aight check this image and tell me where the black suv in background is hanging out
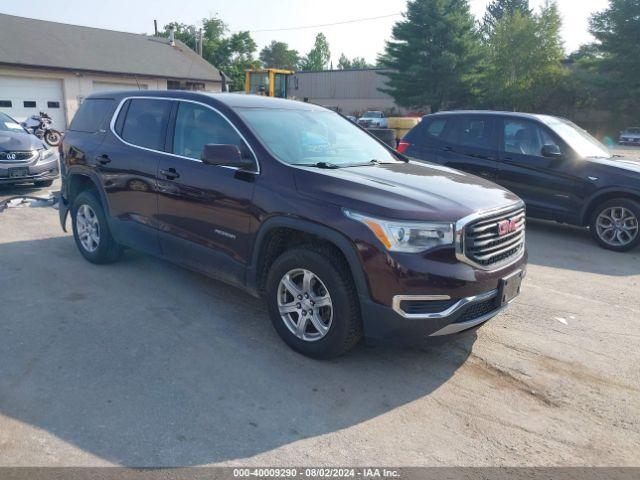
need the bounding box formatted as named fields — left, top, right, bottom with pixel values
left=399, top=111, right=640, bottom=251
left=59, top=92, right=527, bottom=358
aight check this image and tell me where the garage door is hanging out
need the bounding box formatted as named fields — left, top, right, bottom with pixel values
left=93, top=81, right=148, bottom=93
left=0, top=76, right=66, bottom=130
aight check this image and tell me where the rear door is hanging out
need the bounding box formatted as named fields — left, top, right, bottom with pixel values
left=496, top=117, right=581, bottom=221
left=439, top=115, right=500, bottom=181
left=403, top=115, right=455, bottom=164
left=157, top=100, right=258, bottom=287
left=97, top=97, right=173, bottom=254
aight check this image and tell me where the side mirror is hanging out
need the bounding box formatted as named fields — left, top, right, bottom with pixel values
left=201, top=144, right=251, bottom=169
left=541, top=144, right=562, bottom=158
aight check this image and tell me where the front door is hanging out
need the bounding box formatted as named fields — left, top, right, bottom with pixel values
left=496, top=118, right=580, bottom=221
left=157, top=100, right=258, bottom=287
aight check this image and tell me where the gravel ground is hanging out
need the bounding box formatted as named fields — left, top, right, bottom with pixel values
left=0, top=150, right=639, bottom=466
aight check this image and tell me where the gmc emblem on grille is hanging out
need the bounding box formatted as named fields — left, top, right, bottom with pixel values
left=498, top=218, right=519, bottom=236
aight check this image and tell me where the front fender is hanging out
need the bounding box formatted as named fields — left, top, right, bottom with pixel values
left=246, top=215, right=370, bottom=299
left=580, top=186, right=640, bottom=225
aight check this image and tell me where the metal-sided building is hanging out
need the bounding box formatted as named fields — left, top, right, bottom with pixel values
left=287, top=68, right=405, bottom=115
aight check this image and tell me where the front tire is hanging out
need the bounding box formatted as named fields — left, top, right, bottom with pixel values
left=71, top=190, right=122, bottom=264
left=265, top=246, right=363, bottom=359
left=591, top=198, right=640, bottom=252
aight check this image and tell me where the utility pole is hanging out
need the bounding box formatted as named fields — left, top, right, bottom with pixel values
left=154, top=19, right=158, bottom=36
left=198, top=29, right=203, bottom=57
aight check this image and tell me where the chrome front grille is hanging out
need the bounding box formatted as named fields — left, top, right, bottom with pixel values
left=0, top=151, right=37, bottom=163
left=460, top=205, right=526, bottom=269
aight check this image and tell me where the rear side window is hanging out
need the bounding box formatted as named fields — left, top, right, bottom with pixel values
left=172, top=101, right=253, bottom=161
left=69, top=98, right=116, bottom=133
left=406, top=117, right=452, bottom=146
left=120, top=99, right=172, bottom=151
left=449, top=116, right=495, bottom=148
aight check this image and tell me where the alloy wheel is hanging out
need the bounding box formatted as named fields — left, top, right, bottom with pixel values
left=596, top=206, right=639, bottom=247
left=277, top=269, right=333, bottom=342
left=76, top=204, right=101, bottom=253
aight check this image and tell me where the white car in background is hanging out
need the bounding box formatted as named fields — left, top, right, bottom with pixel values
left=620, top=127, right=640, bottom=146
left=357, top=111, right=388, bottom=129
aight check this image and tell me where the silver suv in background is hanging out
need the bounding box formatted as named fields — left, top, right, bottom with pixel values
left=620, top=127, right=640, bottom=146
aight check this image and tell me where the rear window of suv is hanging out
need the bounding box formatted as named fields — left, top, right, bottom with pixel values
left=69, top=98, right=116, bottom=133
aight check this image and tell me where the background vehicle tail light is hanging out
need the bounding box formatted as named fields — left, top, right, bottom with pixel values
left=397, top=140, right=410, bottom=153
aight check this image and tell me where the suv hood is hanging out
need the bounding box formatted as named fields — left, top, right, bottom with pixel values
left=294, top=161, right=521, bottom=222
left=0, top=131, right=44, bottom=151
left=586, top=156, right=640, bottom=175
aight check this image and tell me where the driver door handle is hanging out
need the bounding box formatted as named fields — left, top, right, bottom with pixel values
left=160, top=168, right=180, bottom=180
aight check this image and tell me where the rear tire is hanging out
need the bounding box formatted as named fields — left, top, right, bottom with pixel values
left=590, top=198, right=640, bottom=252
left=265, top=246, right=363, bottom=359
left=71, top=190, right=122, bottom=264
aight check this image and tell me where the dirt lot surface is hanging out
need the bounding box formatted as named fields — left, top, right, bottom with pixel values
left=0, top=161, right=639, bottom=467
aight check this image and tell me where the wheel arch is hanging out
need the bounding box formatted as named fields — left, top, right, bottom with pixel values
left=581, top=188, right=640, bottom=226
left=60, top=170, right=109, bottom=232
left=247, top=216, right=370, bottom=299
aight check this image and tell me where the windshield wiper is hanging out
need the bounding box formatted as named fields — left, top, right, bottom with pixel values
left=343, top=159, right=398, bottom=167
left=303, top=161, right=341, bottom=169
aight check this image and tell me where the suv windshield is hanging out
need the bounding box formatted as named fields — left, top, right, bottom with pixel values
left=0, top=113, right=24, bottom=133
left=624, top=128, right=640, bottom=134
left=237, top=108, right=401, bottom=167
left=539, top=116, right=611, bottom=159
left=362, top=112, right=382, bottom=118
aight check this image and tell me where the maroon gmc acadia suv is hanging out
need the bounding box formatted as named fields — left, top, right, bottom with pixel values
left=58, top=91, right=527, bottom=358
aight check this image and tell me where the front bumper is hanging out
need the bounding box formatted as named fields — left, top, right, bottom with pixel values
left=361, top=286, right=515, bottom=344
left=357, top=247, right=527, bottom=344
left=0, top=160, right=59, bottom=185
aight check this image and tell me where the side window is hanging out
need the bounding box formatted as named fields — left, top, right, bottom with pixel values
left=172, top=102, right=253, bottom=162
left=69, top=98, right=116, bottom=133
left=449, top=116, right=495, bottom=148
left=120, top=99, right=172, bottom=151
left=408, top=117, right=451, bottom=146
left=502, top=120, right=557, bottom=157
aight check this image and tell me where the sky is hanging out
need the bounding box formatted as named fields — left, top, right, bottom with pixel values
left=1, top=0, right=610, bottom=65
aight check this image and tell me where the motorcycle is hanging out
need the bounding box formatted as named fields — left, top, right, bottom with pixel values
left=22, top=112, right=62, bottom=147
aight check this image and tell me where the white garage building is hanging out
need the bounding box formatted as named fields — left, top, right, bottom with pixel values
left=0, top=14, right=226, bottom=130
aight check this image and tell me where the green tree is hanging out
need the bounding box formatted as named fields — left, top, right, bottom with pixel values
left=337, top=54, right=372, bottom=69
left=379, top=0, right=482, bottom=112
left=259, top=41, right=300, bottom=70
left=479, top=2, right=566, bottom=111
left=588, top=0, right=640, bottom=115
left=482, top=0, right=531, bottom=35
left=300, top=33, right=331, bottom=71
left=157, top=17, right=260, bottom=91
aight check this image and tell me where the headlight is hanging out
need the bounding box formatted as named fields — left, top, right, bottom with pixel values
left=38, top=148, right=57, bottom=164
left=344, top=210, right=454, bottom=253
